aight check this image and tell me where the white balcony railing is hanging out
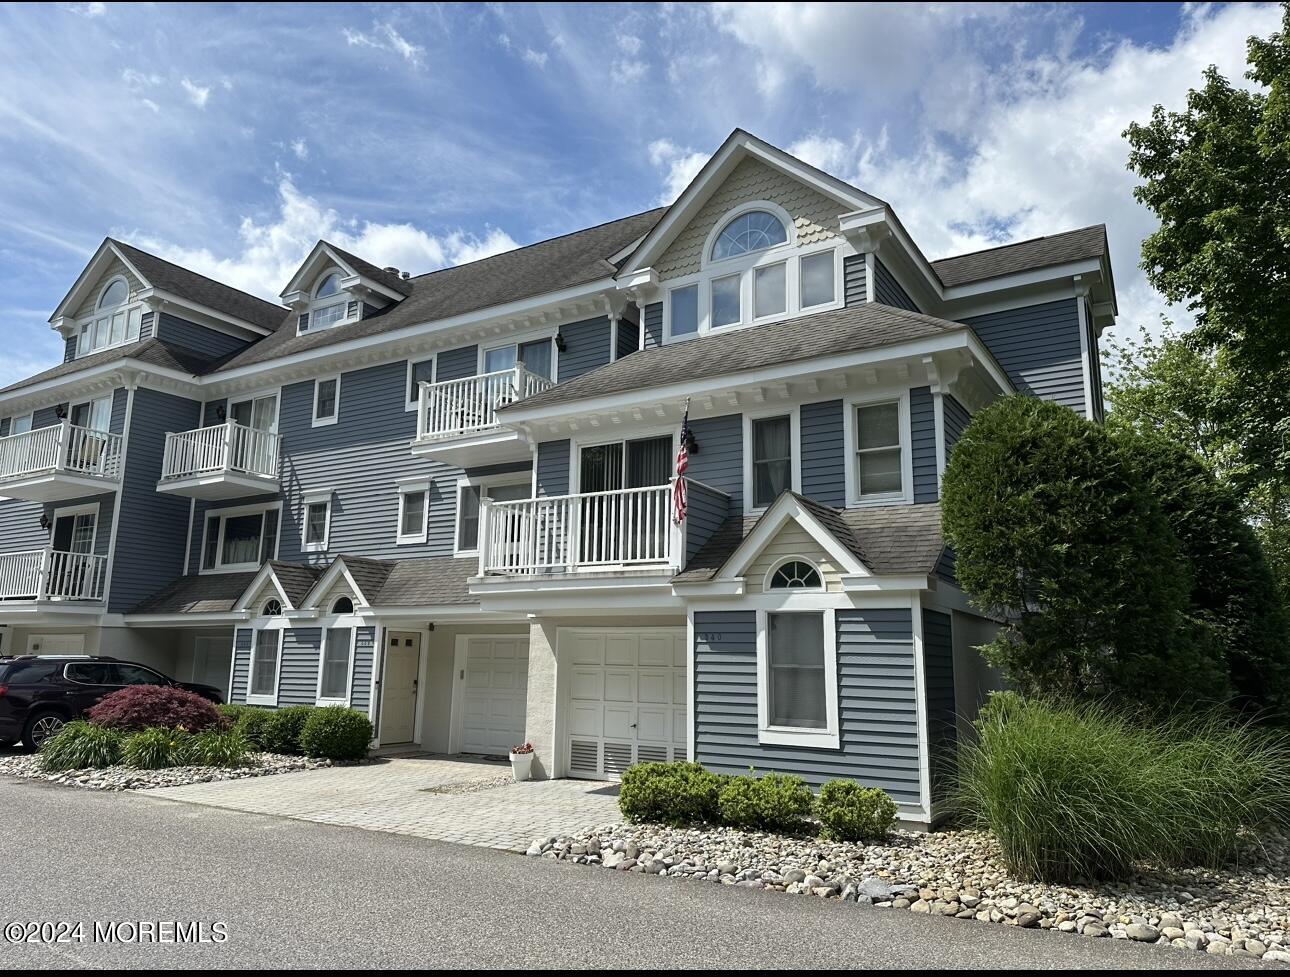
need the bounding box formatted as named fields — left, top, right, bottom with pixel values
left=160, top=422, right=280, bottom=483
left=416, top=365, right=556, bottom=441
left=480, top=482, right=679, bottom=576
left=0, top=549, right=108, bottom=602
left=0, top=422, right=122, bottom=484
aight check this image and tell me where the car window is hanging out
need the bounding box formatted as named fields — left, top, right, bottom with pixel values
left=113, top=664, right=167, bottom=686
left=64, top=662, right=116, bottom=685
left=3, top=661, right=62, bottom=684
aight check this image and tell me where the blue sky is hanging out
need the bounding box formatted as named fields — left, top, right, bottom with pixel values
left=0, top=1, right=1280, bottom=386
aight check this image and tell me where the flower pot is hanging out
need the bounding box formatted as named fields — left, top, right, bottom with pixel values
left=509, top=750, right=533, bottom=782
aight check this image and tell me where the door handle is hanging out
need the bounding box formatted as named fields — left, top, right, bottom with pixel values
left=630, top=723, right=637, bottom=729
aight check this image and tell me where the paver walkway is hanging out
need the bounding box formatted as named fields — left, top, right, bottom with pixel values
left=142, top=754, right=621, bottom=851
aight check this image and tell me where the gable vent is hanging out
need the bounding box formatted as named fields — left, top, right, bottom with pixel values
left=347, top=300, right=360, bottom=320
left=298, top=311, right=310, bottom=331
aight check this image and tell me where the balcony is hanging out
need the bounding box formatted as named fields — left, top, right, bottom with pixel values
left=411, top=365, right=556, bottom=466
left=478, top=483, right=682, bottom=577
left=157, top=421, right=280, bottom=500
left=0, top=422, right=123, bottom=502
left=0, top=549, right=108, bottom=608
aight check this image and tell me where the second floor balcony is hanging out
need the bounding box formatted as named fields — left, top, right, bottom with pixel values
left=0, top=422, right=123, bottom=502
left=411, top=365, right=555, bottom=466
left=156, top=421, right=281, bottom=500
left=0, top=549, right=108, bottom=607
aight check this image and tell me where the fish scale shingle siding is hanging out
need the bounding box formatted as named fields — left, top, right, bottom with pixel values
left=110, top=388, right=203, bottom=613
left=800, top=400, right=845, bottom=507
left=655, top=157, right=844, bottom=281
left=692, top=608, right=922, bottom=804
left=910, top=386, right=938, bottom=503
left=963, top=298, right=1086, bottom=414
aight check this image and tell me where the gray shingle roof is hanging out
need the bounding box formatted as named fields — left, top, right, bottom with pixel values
left=930, top=225, right=1108, bottom=288
left=268, top=561, right=324, bottom=608
left=675, top=497, right=945, bottom=582
left=112, top=240, right=289, bottom=331
left=333, top=555, right=397, bottom=604
left=372, top=556, right=477, bottom=607
left=213, top=208, right=666, bottom=372
left=128, top=572, right=258, bottom=615
left=505, top=302, right=967, bottom=413
left=0, top=337, right=230, bottom=396
left=322, top=242, right=413, bottom=297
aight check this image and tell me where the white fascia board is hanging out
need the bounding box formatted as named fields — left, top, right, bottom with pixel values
left=49, top=240, right=149, bottom=324
left=672, top=579, right=746, bottom=598
left=501, top=329, right=979, bottom=426
left=123, top=611, right=253, bottom=626
left=840, top=574, right=933, bottom=592
left=338, top=273, right=405, bottom=304
left=139, top=288, right=277, bottom=338
left=0, top=361, right=202, bottom=416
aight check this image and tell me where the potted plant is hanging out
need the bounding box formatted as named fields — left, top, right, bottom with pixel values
left=509, top=741, right=535, bottom=782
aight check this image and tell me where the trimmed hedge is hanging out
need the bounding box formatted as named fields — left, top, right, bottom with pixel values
left=817, top=780, right=899, bottom=841
left=89, top=685, right=225, bottom=733
left=39, top=720, right=123, bottom=771
left=299, top=706, right=372, bottom=761
left=718, top=772, right=815, bottom=833
left=261, top=705, right=314, bottom=755
left=620, top=762, right=728, bottom=825
left=218, top=704, right=272, bottom=750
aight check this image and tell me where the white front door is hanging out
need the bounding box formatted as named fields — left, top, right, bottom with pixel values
left=380, top=631, right=421, bottom=745
left=457, top=635, right=528, bottom=756
left=26, top=633, right=86, bottom=654
left=564, top=628, right=687, bottom=780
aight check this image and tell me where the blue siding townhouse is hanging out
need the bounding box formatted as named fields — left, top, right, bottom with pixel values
left=0, top=131, right=1114, bottom=827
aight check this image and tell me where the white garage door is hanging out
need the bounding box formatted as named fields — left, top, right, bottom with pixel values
left=459, top=635, right=528, bottom=756
left=564, top=628, right=687, bottom=780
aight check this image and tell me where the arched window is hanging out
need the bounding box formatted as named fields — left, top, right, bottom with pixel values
left=711, top=210, right=788, bottom=262
left=331, top=595, right=354, bottom=614
left=261, top=598, right=282, bottom=616
left=315, top=272, right=342, bottom=298
left=98, top=278, right=128, bottom=309
left=303, top=271, right=349, bottom=333
left=768, top=559, right=823, bottom=590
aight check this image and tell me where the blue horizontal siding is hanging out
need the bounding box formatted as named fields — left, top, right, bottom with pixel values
left=922, top=609, right=956, bottom=802
left=351, top=627, right=375, bottom=715
left=230, top=628, right=251, bottom=703
left=687, top=414, right=742, bottom=513
left=910, top=386, right=937, bottom=503
left=643, top=302, right=663, bottom=349
left=963, top=298, right=1086, bottom=413
left=693, top=608, right=922, bottom=803
left=943, top=394, right=970, bottom=460
left=873, top=258, right=919, bottom=312
left=617, top=316, right=639, bottom=359
left=154, top=313, right=250, bottom=360
left=685, top=480, right=729, bottom=562
left=800, top=399, right=845, bottom=507
left=436, top=344, right=478, bottom=382
left=536, top=440, right=570, bottom=497
left=557, top=316, right=613, bottom=383
left=278, top=628, right=322, bottom=706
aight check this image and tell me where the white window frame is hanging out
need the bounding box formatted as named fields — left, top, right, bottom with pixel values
left=6, top=412, right=33, bottom=435
left=396, top=478, right=431, bottom=545
left=311, top=374, right=341, bottom=428
left=452, top=473, right=532, bottom=557
left=667, top=282, right=700, bottom=340
left=301, top=489, right=333, bottom=553
left=299, top=270, right=354, bottom=336
left=51, top=502, right=100, bottom=554
left=478, top=330, right=559, bottom=381
left=799, top=248, right=838, bottom=310
left=246, top=628, right=282, bottom=706
left=742, top=407, right=801, bottom=515
left=261, top=597, right=283, bottom=616
left=74, top=275, right=143, bottom=358
left=405, top=356, right=436, bottom=412
left=68, top=394, right=113, bottom=433
left=763, top=556, right=825, bottom=593
left=843, top=391, right=914, bottom=507
left=199, top=501, right=283, bottom=574
left=756, top=607, right=839, bottom=749
left=226, top=389, right=281, bottom=434
left=709, top=272, right=743, bottom=331
left=315, top=625, right=356, bottom=707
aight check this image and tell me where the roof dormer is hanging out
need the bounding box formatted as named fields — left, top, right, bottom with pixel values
left=281, top=241, right=413, bottom=336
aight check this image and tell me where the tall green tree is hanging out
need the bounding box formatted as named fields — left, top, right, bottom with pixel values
left=1125, top=4, right=1290, bottom=481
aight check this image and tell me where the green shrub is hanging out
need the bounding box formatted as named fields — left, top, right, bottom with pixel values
left=218, top=704, right=272, bottom=750
left=956, top=693, right=1290, bottom=882
left=260, top=705, right=314, bottom=755
left=718, top=772, right=815, bottom=833
left=816, top=781, right=898, bottom=842
left=176, top=728, right=252, bottom=767
left=298, top=706, right=372, bottom=761
left=619, top=762, right=729, bottom=825
left=122, top=727, right=192, bottom=769
left=39, top=721, right=124, bottom=771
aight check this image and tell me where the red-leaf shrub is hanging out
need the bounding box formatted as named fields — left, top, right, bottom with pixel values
left=89, top=686, right=225, bottom=733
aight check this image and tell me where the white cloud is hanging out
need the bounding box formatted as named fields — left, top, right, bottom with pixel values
left=129, top=177, right=519, bottom=301
left=290, top=138, right=309, bottom=161
left=617, top=33, right=643, bottom=56
left=647, top=139, right=711, bottom=205
left=180, top=78, right=211, bottom=108
left=613, top=60, right=648, bottom=85
left=723, top=2, right=1284, bottom=338
left=522, top=47, right=549, bottom=69
left=343, top=22, right=425, bottom=66
left=59, top=2, right=105, bottom=17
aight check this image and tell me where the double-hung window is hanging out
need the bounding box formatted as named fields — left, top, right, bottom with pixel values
left=397, top=484, right=429, bottom=545
left=248, top=629, right=281, bottom=704
left=750, top=415, right=793, bottom=509
left=302, top=491, right=331, bottom=553
left=759, top=609, right=839, bottom=749
left=313, top=376, right=340, bottom=426
left=855, top=402, right=904, bottom=500
left=202, top=506, right=280, bottom=572
left=318, top=627, right=353, bottom=704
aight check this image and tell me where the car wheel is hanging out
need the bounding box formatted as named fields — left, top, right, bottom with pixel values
left=22, top=711, right=68, bottom=751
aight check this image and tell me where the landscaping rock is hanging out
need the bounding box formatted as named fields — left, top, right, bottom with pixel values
left=0, top=751, right=330, bottom=791
left=1126, top=924, right=1160, bottom=942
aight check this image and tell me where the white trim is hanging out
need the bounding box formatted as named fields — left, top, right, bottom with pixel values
left=702, top=200, right=796, bottom=269
left=722, top=493, right=868, bottom=581
left=316, top=625, right=356, bottom=706
left=232, top=562, right=295, bottom=612
left=301, top=492, right=332, bottom=553
left=755, top=607, right=840, bottom=749
left=842, top=390, right=914, bottom=507
left=199, top=500, right=283, bottom=574
left=246, top=627, right=282, bottom=706
left=477, top=331, right=559, bottom=382
left=396, top=482, right=430, bottom=545
left=762, top=555, right=825, bottom=593
left=911, top=593, right=932, bottom=815
left=405, top=355, right=436, bottom=412
left=741, top=406, right=801, bottom=515
left=311, top=374, right=341, bottom=427
left=1075, top=290, right=1095, bottom=420
left=296, top=557, right=373, bottom=611
left=452, top=472, right=532, bottom=557
left=226, top=388, right=280, bottom=434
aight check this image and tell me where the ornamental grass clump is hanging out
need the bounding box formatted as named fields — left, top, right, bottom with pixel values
left=955, top=692, right=1290, bottom=882
left=39, top=721, right=124, bottom=771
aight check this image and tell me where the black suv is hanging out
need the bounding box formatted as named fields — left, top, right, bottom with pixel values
left=0, top=656, right=223, bottom=750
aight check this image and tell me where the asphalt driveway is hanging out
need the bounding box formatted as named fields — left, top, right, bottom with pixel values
left=0, top=776, right=1274, bottom=970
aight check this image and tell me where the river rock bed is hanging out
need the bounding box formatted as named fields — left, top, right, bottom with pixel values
left=0, top=751, right=330, bottom=790
left=528, top=822, right=1290, bottom=963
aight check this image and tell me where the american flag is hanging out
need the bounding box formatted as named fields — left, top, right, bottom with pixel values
left=673, top=398, right=690, bottom=524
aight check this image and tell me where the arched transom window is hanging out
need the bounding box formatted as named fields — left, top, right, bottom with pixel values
left=98, top=278, right=128, bottom=309
left=711, top=210, right=788, bottom=262
left=76, top=275, right=142, bottom=357
left=331, top=595, right=354, bottom=614
left=302, top=270, right=351, bottom=333
left=768, top=559, right=823, bottom=590
left=261, top=597, right=283, bottom=616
